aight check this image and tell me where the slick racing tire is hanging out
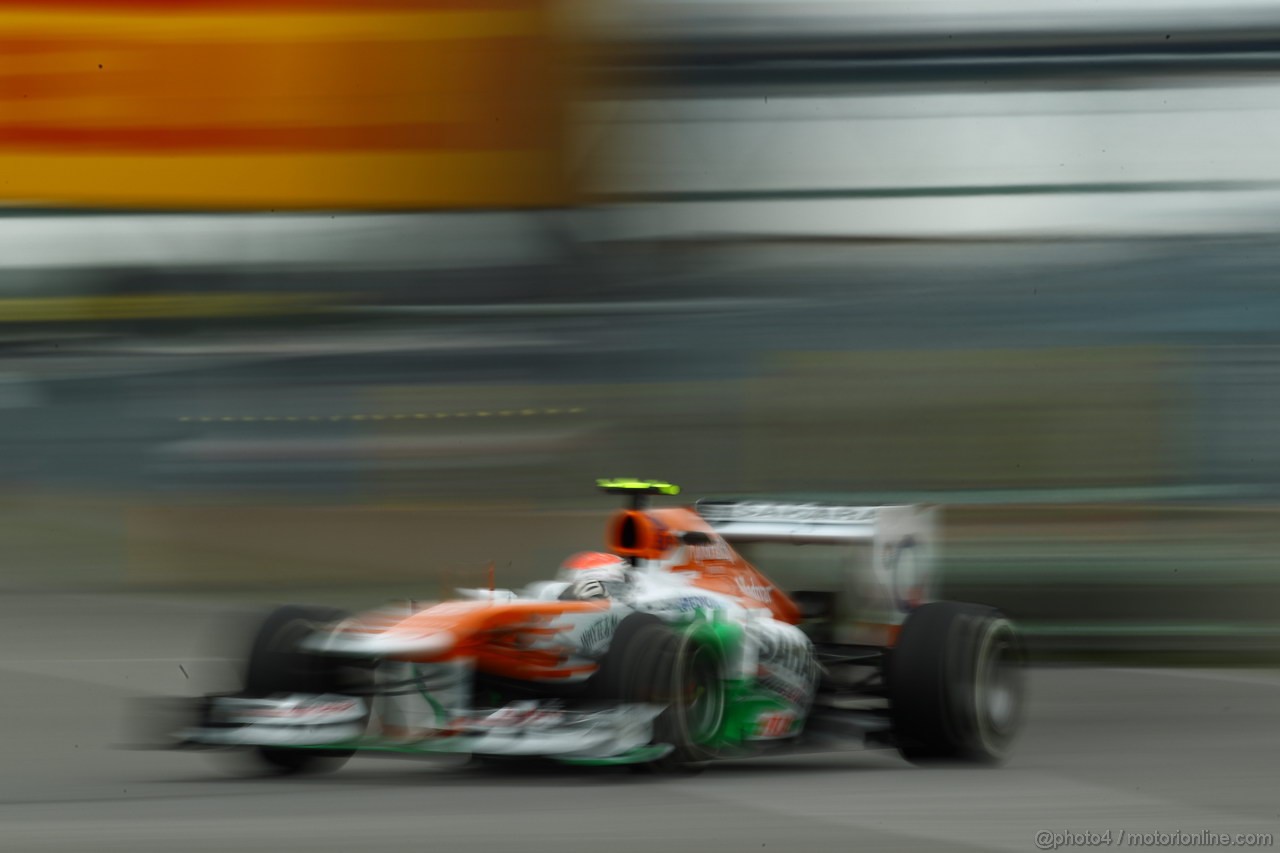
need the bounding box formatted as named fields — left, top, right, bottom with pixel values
left=589, top=612, right=663, bottom=701
left=886, top=601, right=1026, bottom=765
left=605, top=619, right=725, bottom=772
left=243, top=604, right=372, bottom=775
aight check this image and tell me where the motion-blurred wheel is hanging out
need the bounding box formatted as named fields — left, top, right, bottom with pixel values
left=243, top=604, right=371, bottom=774
left=887, top=601, right=1026, bottom=764
left=608, top=620, right=724, bottom=772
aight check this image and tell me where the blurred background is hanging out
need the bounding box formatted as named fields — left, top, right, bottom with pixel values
left=4, top=0, right=1280, bottom=663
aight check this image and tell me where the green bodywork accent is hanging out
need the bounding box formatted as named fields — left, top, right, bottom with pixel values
left=687, top=617, right=741, bottom=662
left=676, top=614, right=807, bottom=750
left=596, top=478, right=681, bottom=496
left=414, top=664, right=449, bottom=726
left=719, top=688, right=799, bottom=744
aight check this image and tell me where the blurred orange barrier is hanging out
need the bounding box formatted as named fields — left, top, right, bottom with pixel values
left=0, top=0, right=574, bottom=209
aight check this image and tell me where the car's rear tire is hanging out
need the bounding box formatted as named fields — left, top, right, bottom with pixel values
left=242, top=604, right=371, bottom=775
left=601, top=619, right=724, bottom=772
left=886, top=601, right=1026, bottom=765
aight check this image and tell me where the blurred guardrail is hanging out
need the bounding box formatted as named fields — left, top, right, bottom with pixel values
left=4, top=490, right=1276, bottom=662
left=940, top=503, right=1280, bottom=663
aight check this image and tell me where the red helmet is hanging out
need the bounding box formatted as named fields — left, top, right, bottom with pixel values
left=558, top=551, right=627, bottom=584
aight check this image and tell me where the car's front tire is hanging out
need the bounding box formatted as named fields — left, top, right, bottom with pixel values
left=242, top=604, right=371, bottom=774
left=598, top=617, right=724, bottom=772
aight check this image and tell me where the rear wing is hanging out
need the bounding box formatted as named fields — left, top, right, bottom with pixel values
left=696, top=500, right=939, bottom=645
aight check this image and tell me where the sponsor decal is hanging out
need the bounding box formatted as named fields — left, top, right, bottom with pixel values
left=735, top=576, right=774, bottom=603
left=755, top=629, right=812, bottom=679
left=699, top=502, right=878, bottom=525
left=244, top=700, right=359, bottom=719
left=475, top=702, right=565, bottom=730
left=578, top=614, right=620, bottom=656
left=757, top=673, right=810, bottom=706
left=754, top=711, right=797, bottom=739
left=751, top=623, right=818, bottom=707
left=664, top=596, right=723, bottom=612
left=885, top=536, right=923, bottom=611
left=689, top=540, right=735, bottom=563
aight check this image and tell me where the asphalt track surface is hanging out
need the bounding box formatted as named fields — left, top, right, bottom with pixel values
left=0, top=593, right=1276, bottom=852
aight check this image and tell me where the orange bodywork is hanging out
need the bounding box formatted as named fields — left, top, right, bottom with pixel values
left=609, top=506, right=803, bottom=625
left=336, top=505, right=801, bottom=681
left=341, top=599, right=608, bottom=679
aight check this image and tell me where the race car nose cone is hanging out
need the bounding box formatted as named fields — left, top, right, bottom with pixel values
left=305, top=628, right=457, bottom=659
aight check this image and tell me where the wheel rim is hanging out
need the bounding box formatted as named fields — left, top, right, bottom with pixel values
left=976, top=621, right=1024, bottom=743
left=680, top=644, right=724, bottom=743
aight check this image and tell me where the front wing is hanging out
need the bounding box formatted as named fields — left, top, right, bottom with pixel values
left=167, top=693, right=672, bottom=764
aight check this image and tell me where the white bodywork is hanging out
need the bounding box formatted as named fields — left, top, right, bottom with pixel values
left=190, top=693, right=666, bottom=759
left=697, top=500, right=939, bottom=645
left=187, top=694, right=369, bottom=747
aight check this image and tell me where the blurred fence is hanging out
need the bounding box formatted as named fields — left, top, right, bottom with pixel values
left=3, top=337, right=1279, bottom=660
left=5, top=493, right=1277, bottom=662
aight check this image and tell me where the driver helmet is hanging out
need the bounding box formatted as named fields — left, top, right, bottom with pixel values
left=557, top=552, right=628, bottom=600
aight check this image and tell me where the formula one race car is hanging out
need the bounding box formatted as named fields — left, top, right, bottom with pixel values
left=147, top=480, right=1026, bottom=773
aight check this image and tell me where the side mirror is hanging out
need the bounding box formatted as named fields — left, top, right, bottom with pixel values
left=678, top=531, right=713, bottom=546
